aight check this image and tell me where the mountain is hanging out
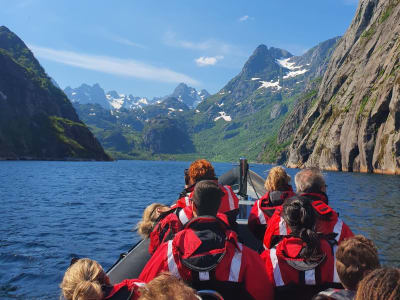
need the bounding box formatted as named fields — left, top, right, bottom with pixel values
left=170, top=83, right=210, bottom=108
left=64, top=83, right=208, bottom=111
left=0, top=26, right=111, bottom=161
left=190, top=39, right=339, bottom=161
left=286, top=0, right=400, bottom=174
left=106, top=91, right=149, bottom=110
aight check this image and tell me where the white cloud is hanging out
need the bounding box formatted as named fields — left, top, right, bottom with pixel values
left=29, top=45, right=199, bottom=85
left=110, top=36, right=146, bottom=49
left=239, top=15, right=254, bottom=22
left=164, top=31, right=238, bottom=55
left=195, top=56, right=224, bottom=67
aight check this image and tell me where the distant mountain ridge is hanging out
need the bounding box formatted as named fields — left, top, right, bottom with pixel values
left=64, top=82, right=209, bottom=111
left=70, top=37, right=340, bottom=161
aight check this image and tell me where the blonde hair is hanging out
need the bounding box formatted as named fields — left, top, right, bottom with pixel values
left=137, top=203, right=168, bottom=238
left=265, top=166, right=291, bottom=191
left=60, top=258, right=108, bottom=300
left=139, top=273, right=198, bottom=300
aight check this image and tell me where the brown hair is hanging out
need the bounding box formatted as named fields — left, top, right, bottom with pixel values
left=336, top=235, right=380, bottom=290
left=355, top=268, right=400, bottom=300
left=265, top=166, right=291, bottom=191
left=60, top=258, right=108, bottom=300
left=136, top=203, right=169, bottom=238
left=188, top=159, right=216, bottom=183
left=138, top=273, right=198, bottom=300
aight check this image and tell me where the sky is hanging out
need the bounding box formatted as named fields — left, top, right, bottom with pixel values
left=0, top=0, right=358, bottom=98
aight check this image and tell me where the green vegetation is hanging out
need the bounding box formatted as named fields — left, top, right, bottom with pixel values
left=357, top=96, right=370, bottom=121
left=361, top=25, right=376, bottom=41
left=379, top=0, right=400, bottom=24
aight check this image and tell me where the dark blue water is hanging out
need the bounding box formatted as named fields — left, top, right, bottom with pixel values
left=0, top=161, right=399, bottom=299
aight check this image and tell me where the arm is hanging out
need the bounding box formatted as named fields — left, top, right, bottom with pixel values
left=139, top=242, right=169, bottom=282
left=243, top=247, right=274, bottom=300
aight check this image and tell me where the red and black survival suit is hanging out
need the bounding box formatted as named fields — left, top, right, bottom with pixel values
left=261, top=236, right=343, bottom=300
left=248, top=186, right=295, bottom=240
left=139, top=216, right=273, bottom=300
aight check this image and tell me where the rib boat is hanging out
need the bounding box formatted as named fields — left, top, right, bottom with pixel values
left=107, top=159, right=265, bottom=284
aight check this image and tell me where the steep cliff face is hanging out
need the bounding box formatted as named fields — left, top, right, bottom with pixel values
left=286, top=0, right=400, bottom=174
left=0, top=26, right=111, bottom=160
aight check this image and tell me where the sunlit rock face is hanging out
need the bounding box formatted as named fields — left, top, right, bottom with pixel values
left=287, top=0, right=400, bottom=174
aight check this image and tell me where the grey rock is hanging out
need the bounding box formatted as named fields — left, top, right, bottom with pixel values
left=287, top=0, right=400, bottom=174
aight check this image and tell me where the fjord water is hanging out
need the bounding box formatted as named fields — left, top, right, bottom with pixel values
left=0, top=161, right=399, bottom=299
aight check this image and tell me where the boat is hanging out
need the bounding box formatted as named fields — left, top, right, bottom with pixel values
left=106, top=158, right=266, bottom=284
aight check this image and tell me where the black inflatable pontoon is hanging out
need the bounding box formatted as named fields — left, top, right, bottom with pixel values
left=107, top=159, right=266, bottom=284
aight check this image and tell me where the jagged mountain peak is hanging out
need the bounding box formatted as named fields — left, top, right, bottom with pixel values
left=242, top=45, right=293, bottom=77
left=107, top=90, right=120, bottom=98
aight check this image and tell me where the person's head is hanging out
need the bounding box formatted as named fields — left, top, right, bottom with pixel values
left=188, top=159, right=216, bottom=185
left=283, top=196, right=321, bottom=261
left=60, top=258, right=109, bottom=300
left=336, top=235, right=380, bottom=290
left=139, top=273, right=198, bottom=300
left=191, top=180, right=224, bottom=217
left=355, top=268, right=400, bottom=300
left=137, top=203, right=170, bottom=238
left=295, top=168, right=326, bottom=194
left=265, top=166, right=291, bottom=191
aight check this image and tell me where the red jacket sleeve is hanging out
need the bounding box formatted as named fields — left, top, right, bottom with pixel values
left=139, top=242, right=169, bottom=283
left=242, top=247, right=274, bottom=300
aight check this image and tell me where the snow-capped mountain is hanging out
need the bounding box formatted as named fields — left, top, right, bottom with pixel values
left=105, top=91, right=149, bottom=110
left=170, top=83, right=210, bottom=108
left=64, top=83, right=112, bottom=109
left=64, top=83, right=209, bottom=111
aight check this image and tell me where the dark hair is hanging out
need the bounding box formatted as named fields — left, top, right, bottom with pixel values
left=192, top=180, right=224, bottom=216
left=283, top=196, right=322, bottom=262
left=336, top=235, right=380, bottom=290
left=355, top=268, right=400, bottom=300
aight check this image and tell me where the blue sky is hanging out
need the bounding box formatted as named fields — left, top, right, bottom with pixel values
left=1, top=0, right=358, bottom=98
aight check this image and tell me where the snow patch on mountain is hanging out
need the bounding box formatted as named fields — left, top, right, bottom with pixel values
left=214, top=111, right=232, bottom=122
left=258, top=80, right=282, bottom=90
left=283, top=69, right=308, bottom=79
left=277, top=57, right=308, bottom=79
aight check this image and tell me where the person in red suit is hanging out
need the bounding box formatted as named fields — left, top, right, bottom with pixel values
left=60, top=258, right=144, bottom=300
left=140, top=180, right=274, bottom=300
left=263, top=168, right=353, bottom=250
left=261, top=196, right=343, bottom=300
left=248, top=166, right=295, bottom=240
left=173, top=159, right=239, bottom=226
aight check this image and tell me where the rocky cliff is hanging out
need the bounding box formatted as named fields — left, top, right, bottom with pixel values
left=286, top=0, right=400, bottom=174
left=0, top=26, right=111, bottom=160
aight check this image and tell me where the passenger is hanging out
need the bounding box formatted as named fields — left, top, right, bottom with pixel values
left=354, top=268, right=400, bottom=300
left=137, top=203, right=171, bottom=239
left=313, top=235, right=380, bottom=300
left=60, top=258, right=144, bottom=300
left=261, top=196, right=342, bottom=300
left=174, top=159, right=239, bottom=226
left=139, top=180, right=274, bottom=300
left=137, top=203, right=183, bottom=255
left=263, top=168, right=353, bottom=249
left=138, top=272, right=198, bottom=300
left=248, top=166, right=295, bottom=240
